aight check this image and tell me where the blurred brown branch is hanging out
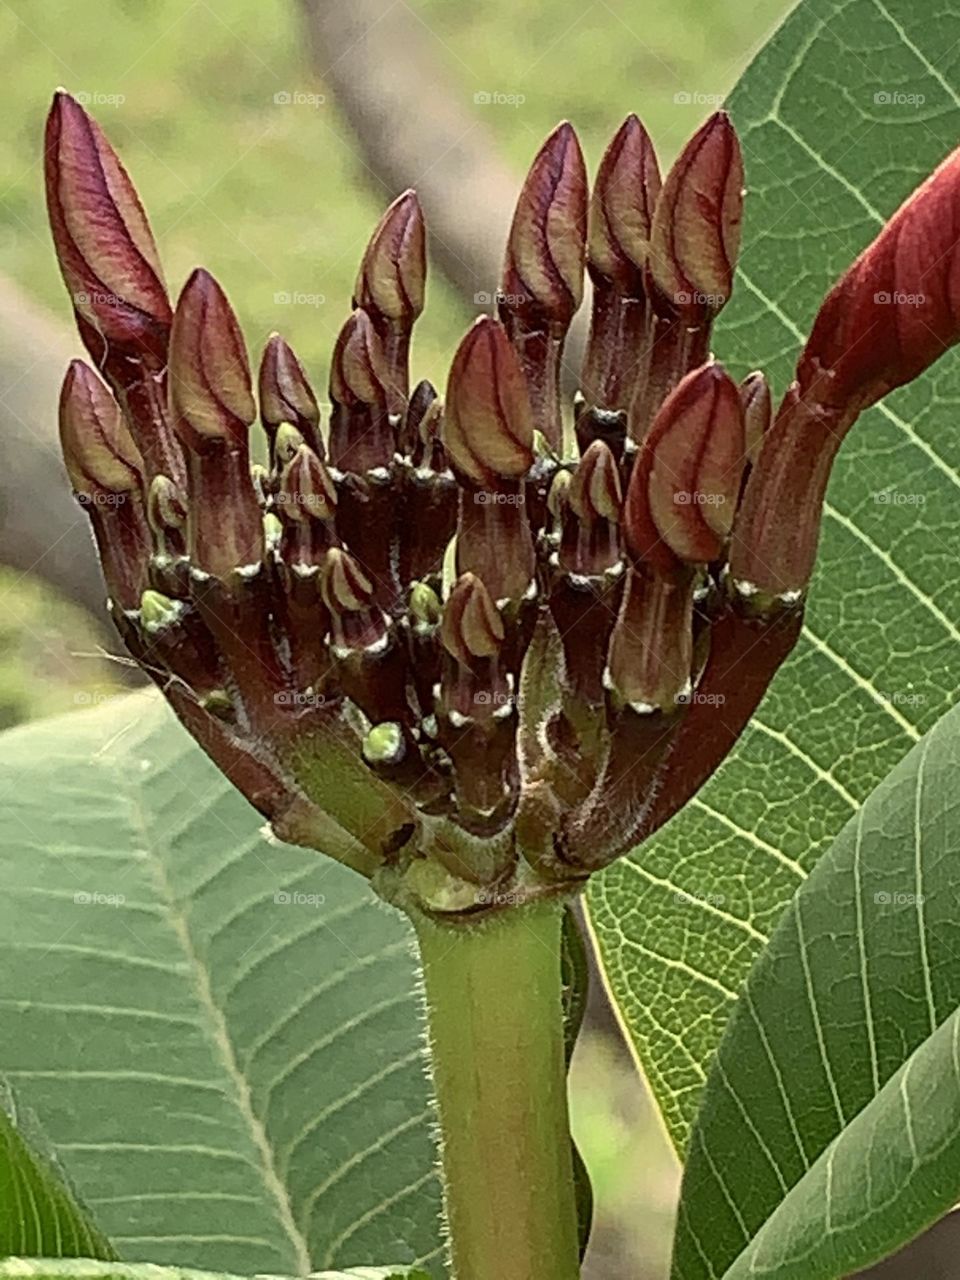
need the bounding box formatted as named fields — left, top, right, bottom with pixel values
left=0, top=274, right=109, bottom=625
left=296, top=0, right=587, bottom=378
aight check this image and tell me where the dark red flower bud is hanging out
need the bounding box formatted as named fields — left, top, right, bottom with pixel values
left=624, top=362, right=745, bottom=572
left=169, top=269, right=262, bottom=578
left=275, top=432, right=338, bottom=567
left=739, top=370, right=772, bottom=466
left=443, top=317, right=534, bottom=488
left=328, top=309, right=398, bottom=473
left=560, top=440, right=622, bottom=575
left=44, top=91, right=172, bottom=365
left=588, top=114, right=661, bottom=294
left=258, top=333, right=322, bottom=459
left=797, top=144, right=960, bottom=415
left=581, top=116, right=662, bottom=416
left=440, top=571, right=506, bottom=668
left=354, top=189, right=426, bottom=326
left=649, top=112, right=743, bottom=316
left=58, top=360, right=149, bottom=610
left=499, top=123, right=587, bottom=448
left=501, top=122, right=587, bottom=326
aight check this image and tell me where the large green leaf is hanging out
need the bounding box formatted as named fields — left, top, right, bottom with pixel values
left=0, top=1263, right=428, bottom=1280
left=0, top=1082, right=114, bottom=1259
left=588, top=0, right=960, bottom=1151
left=0, top=696, right=441, bottom=1277
left=672, top=700, right=960, bottom=1280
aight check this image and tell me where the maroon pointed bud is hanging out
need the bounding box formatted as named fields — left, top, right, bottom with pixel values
left=276, top=437, right=338, bottom=567
left=624, top=363, right=745, bottom=573
left=440, top=572, right=506, bottom=668
left=729, top=384, right=841, bottom=601
left=560, top=440, right=622, bottom=575
left=58, top=360, right=149, bottom=611
left=443, top=317, right=535, bottom=488
left=398, top=383, right=458, bottom=585
left=170, top=269, right=255, bottom=447
left=328, top=309, right=398, bottom=472
left=499, top=123, right=587, bottom=448
left=649, top=112, right=743, bottom=315
left=588, top=115, right=661, bottom=293
left=169, top=270, right=262, bottom=578
left=353, top=190, right=425, bottom=399
left=797, top=145, right=960, bottom=415
left=321, top=548, right=410, bottom=724
left=581, top=116, right=662, bottom=415
left=44, top=92, right=172, bottom=365
left=501, top=122, right=587, bottom=325
left=401, top=378, right=443, bottom=465
left=59, top=359, right=141, bottom=497
left=739, top=370, right=772, bottom=466
left=438, top=574, right=519, bottom=834
left=446, top=326, right=538, bottom=600
left=354, top=189, right=426, bottom=326
left=258, top=333, right=322, bottom=458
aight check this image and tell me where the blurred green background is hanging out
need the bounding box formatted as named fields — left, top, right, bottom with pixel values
left=0, top=0, right=794, bottom=1273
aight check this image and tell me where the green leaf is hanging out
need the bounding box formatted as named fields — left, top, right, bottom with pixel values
left=0, top=1082, right=115, bottom=1260
left=0, top=696, right=441, bottom=1277
left=587, top=0, right=960, bottom=1151
left=0, top=1262, right=429, bottom=1280
left=672, top=701, right=960, bottom=1280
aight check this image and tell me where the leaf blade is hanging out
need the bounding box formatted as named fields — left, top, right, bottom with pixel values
left=588, top=0, right=960, bottom=1152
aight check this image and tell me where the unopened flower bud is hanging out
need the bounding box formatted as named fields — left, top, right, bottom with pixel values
left=169, top=270, right=262, bottom=577
left=624, top=363, right=745, bottom=572
left=588, top=114, right=661, bottom=293
left=501, top=122, right=587, bottom=327
left=59, top=359, right=141, bottom=499
left=440, top=572, right=505, bottom=668
left=354, top=190, right=425, bottom=399
left=45, top=91, right=172, bottom=365
left=259, top=333, right=322, bottom=459
left=328, top=309, right=398, bottom=472
left=739, top=370, right=772, bottom=466
left=797, top=143, right=960, bottom=414
left=58, top=360, right=149, bottom=611
left=648, top=111, right=743, bottom=316
left=443, top=317, right=534, bottom=488
left=410, top=580, right=442, bottom=628
left=147, top=473, right=189, bottom=596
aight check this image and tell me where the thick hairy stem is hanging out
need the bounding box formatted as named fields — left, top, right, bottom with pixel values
left=413, top=899, right=581, bottom=1280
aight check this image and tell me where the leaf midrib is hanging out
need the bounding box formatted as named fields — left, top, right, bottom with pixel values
left=124, top=764, right=313, bottom=1277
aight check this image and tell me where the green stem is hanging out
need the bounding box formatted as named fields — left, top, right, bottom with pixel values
left=412, top=899, right=581, bottom=1280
